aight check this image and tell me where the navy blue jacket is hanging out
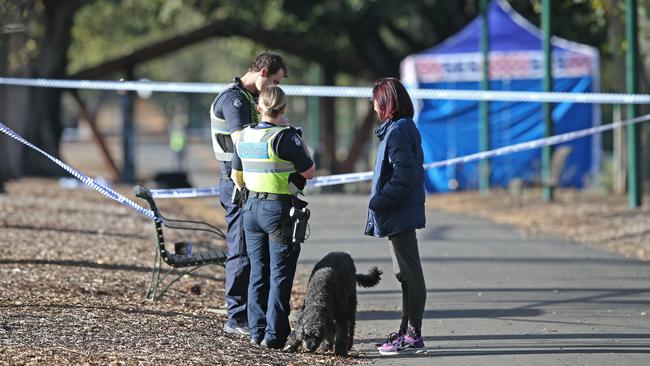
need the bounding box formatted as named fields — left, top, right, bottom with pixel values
left=365, top=117, right=426, bottom=238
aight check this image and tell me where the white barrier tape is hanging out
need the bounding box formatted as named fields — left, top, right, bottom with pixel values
left=424, top=113, right=650, bottom=169
left=148, top=171, right=376, bottom=198
left=3, top=112, right=649, bottom=205
left=0, top=121, right=157, bottom=220
left=150, top=186, right=220, bottom=199
left=145, top=112, right=650, bottom=197
left=309, top=113, right=650, bottom=188
left=310, top=171, right=374, bottom=188
left=3, top=77, right=650, bottom=104
left=0, top=77, right=225, bottom=94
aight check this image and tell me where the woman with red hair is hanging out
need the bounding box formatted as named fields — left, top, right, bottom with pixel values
left=365, top=77, right=427, bottom=356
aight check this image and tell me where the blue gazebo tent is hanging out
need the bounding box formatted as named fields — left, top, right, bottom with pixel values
left=401, top=0, right=600, bottom=192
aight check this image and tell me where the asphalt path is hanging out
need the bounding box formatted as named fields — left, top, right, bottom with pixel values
left=298, top=193, right=650, bottom=366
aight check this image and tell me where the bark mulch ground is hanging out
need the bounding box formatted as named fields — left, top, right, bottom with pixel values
left=0, top=179, right=364, bottom=366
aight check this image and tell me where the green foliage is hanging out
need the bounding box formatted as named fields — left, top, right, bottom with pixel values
left=509, top=0, right=607, bottom=47
left=7, top=0, right=650, bottom=179
left=69, top=0, right=206, bottom=73
left=44, top=0, right=650, bottom=93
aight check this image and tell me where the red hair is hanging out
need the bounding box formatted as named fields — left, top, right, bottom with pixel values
left=372, top=77, right=414, bottom=121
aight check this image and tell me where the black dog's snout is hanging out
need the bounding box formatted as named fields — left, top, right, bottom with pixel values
left=303, top=338, right=320, bottom=352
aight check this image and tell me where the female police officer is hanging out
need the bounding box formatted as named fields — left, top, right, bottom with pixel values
left=231, top=85, right=315, bottom=349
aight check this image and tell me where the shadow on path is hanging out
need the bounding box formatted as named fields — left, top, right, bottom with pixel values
left=357, top=308, right=543, bottom=321
left=358, top=344, right=650, bottom=360
left=0, top=258, right=223, bottom=282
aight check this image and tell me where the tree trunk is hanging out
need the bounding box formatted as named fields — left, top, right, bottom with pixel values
left=21, top=0, right=83, bottom=176
left=0, top=4, right=31, bottom=184
left=0, top=35, right=8, bottom=190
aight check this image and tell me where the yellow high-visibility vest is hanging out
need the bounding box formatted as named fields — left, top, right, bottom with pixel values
left=236, top=125, right=297, bottom=195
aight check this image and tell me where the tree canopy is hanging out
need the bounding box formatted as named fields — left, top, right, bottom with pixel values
left=62, top=0, right=619, bottom=84
left=1, top=0, right=647, bottom=180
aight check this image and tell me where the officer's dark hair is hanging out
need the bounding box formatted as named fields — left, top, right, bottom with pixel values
left=371, top=77, right=414, bottom=121
left=249, top=52, right=289, bottom=78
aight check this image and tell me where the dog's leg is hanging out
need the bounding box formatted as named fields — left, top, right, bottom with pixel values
left=347, top=316, right=355, bottom=351
left=321, top=336, right=333, bottom=352
left=322, top=321, right=335, bottom=352
left=348, top=295, right=357, bottom=351
left=334, top=317, right=349, bottom=356
left=283, top=331, right=301, bottom=352
left=320, top=340, right=333, bottom=352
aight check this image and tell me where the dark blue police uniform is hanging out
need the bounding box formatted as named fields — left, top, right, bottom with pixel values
left=232, top=122, right=313, bottom=348
left=211, top=78, right=258, bottom=332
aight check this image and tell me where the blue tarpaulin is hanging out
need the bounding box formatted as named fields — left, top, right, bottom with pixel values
left=401, top=0, right=600, bottom=192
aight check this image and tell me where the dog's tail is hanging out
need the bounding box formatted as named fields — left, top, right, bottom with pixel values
left=356, top=266, right=382, bottom=288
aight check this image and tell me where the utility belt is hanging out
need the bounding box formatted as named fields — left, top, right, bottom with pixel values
left=248, top=190, right=293, bottom=202
left=231, top=187, right=310, bottom=246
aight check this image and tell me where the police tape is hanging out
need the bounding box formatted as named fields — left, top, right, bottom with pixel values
left=2, top=113, right=650, bottom=207
left=151, top=186, right=220, bottom=199
left=422, top=113, right=650, bottom=169
left=147, top=111, right=650, bottom=197
left=3, top=76, right=650, bottom=104
left=0, top=121, right=157, bottom=220
left=311, top=112, right=650, bottom=187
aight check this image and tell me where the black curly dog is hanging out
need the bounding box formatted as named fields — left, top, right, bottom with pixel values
left=284, top=251, right=382, bottom=356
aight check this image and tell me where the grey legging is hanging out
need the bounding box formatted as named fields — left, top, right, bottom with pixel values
left=388, top=229, right=426, bottom=333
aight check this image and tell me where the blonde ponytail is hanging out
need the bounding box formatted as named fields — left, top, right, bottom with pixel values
left=258, top=85, right=287, bottom=119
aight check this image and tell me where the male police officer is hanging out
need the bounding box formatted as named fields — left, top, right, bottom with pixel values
left=210, top=52, right=288, bottom=336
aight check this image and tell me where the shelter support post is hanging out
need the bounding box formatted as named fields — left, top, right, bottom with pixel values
left=320, top=64, right=338, bottom=176
left=307, top=63, right=321, bottom=159
left=542, top=0, right=554, bottom=202
left=612, top=104, right=627, bottom=195
left=626, top=0, right=642, bottom=207
left=121, top=65, right=136, bottom=184
left=479, top=0, right=491, bottom=194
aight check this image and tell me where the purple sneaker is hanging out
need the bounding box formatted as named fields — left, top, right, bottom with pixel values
left=402, top=332, right=425, bottom=352
left=378, top=336, right=403, bottom=355
left=378, top=329, right=425, bottom=356
left=376, top=331, right=403, bottom=349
